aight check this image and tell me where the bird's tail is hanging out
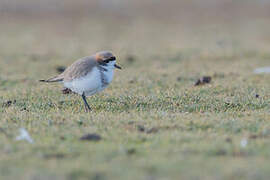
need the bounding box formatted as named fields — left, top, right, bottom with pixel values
left=39, top=76, right=63, bottom=83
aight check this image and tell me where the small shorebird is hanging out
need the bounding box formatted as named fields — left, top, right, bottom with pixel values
left=40, top=51, right=121, bottom=112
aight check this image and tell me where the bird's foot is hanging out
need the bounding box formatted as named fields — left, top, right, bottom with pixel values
left=84, top=106, right=92, bottom=113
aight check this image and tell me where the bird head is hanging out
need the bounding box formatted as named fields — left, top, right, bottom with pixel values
left=95, top=51, right=121, bottom=69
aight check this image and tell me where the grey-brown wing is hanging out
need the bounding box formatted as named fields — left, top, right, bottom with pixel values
left=61, top=56, right=97, bottom=82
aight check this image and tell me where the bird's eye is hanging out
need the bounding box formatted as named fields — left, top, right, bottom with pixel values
left=103, top=56, right=115, bottom=63
left=109, top=56, right=116, bottom=61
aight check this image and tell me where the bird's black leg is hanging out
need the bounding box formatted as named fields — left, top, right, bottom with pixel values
left=82, top=92, right=91, bottom=112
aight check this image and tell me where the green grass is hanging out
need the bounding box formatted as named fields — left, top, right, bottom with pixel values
left=0, top=14, right=270, bottom=180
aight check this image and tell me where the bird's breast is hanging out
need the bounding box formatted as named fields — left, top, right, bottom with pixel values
left=100, top=68, right=114, bottom=87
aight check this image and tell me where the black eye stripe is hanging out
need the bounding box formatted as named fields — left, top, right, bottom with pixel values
left=103, top=56, right=116, bottom=63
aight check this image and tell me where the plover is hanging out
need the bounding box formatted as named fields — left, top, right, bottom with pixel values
left=40, top=51, right=121, bottom=112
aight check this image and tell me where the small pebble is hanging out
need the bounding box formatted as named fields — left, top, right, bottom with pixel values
left=194, top=76, right=212, bottom=86
left=225, top=137, right=232, bottom=143
left=2, top=100, right=16, bottom=107
left=60, top=136, right=66, bottom=140
left=146, top=127, right=159, bottom=134
left=126, top=148, right=136, bottom=155
left=15, top=128, right=34, bottom=144
left=249, top=134, right=258, bottom=139
left=137, top=125, right=145, bottom=132
left=80, top=133, right=101, bottom=141
left=56, top=66, right=66, bottom=73
left=44, top=153, right=65, bottom=159
left=128, top=121, right=135, bottom=125
left=77, top=120, right=83, bottom=125
left=177, top=77, right=182, bottom=81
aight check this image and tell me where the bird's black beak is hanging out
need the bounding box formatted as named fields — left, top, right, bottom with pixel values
left=114, top=64, right=122, bottom=69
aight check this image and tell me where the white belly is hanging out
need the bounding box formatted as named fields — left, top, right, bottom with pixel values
left=63, top=66, right=115, bottom=96
left=64, top=67, right=102, bottom=96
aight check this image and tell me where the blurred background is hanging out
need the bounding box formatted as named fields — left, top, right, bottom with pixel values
left=0, top=0, right=270, bottom=88
left=1, top=0, right=270, bottom=60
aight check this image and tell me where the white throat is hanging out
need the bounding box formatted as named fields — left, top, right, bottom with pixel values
left=102, top=61, right=115, bottom=70
left=99, top=61, right=116, bottom=86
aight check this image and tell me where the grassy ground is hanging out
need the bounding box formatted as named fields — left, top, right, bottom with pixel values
left=1, top=1, right=270, bottom=179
